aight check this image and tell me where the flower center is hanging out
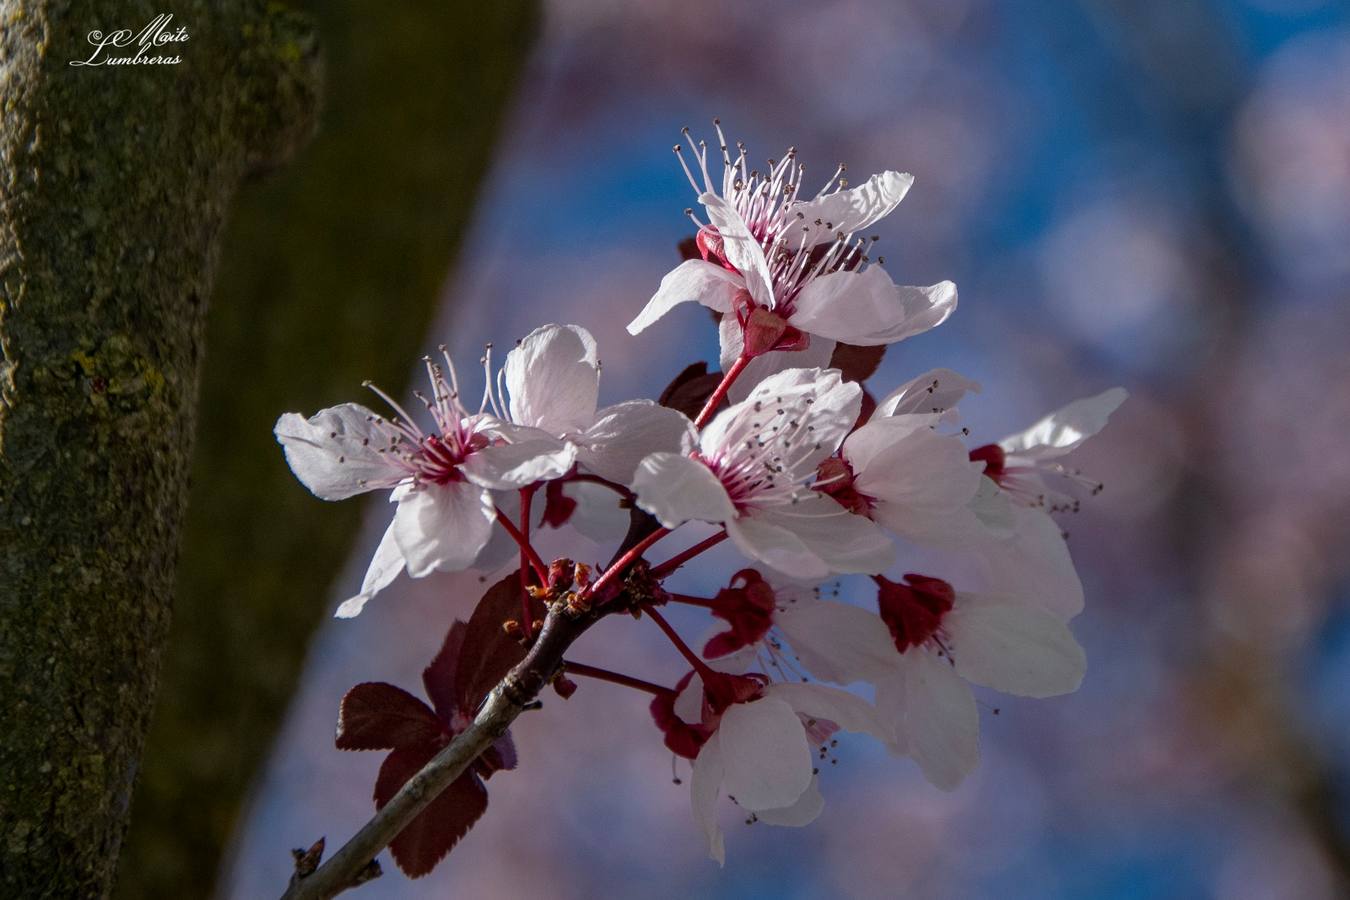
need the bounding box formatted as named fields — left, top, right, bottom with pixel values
left=874, top=574, right=956, bottom=653
left=699, top=394, right=826, bottom=512
left=812, top=456, right=873, bottom=516
left=704, top=568, right=777, bottom=657
left=968, top=443, right=1006, bottom=482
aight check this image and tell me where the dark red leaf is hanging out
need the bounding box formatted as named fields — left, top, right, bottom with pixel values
left=455, top=571, right=544, bottom=713
left=374, top=745, right=488, bottom=878
left=658, top=361, right=724, bottom=421
left=336, top=682, right=441, bottom=752
left=676, top=235, right=700, bottom=261
left=422, top=622, right=467, bottom=723
left=829, top=342, right=887, bottom=383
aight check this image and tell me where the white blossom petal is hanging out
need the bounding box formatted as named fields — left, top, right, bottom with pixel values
left=505, top=324, right=600, bottom=434
left=999, top=387, right=1128, bottom=461
left=976, top=505, right=1084, bottom=618
left=727, top=495, right=894, bottom=581
left=392, top=481, right=496, bottom=577
left=707, top=367, right=859, bottom=468
left=628, top=259, right=744, bottom=335
left=559, top=480, right=631, bottom=544
left=575, top=400, right=697, bottom=484
left=848, top=421, right=983, bottom=542
left=335, top=520, right=404, bottom=618
left=878, top=651, right=979, bottom=790
left=460, top=431, right=575, bottom=490
left=769, top=682, right=889, bottom=742
left=632, top=452, right=737, bottom=528
left=773, top=600, right=898, bottom=685
left=753, top=777, right=825, bottom=828
left=691, top=733, right=726, bottom=865
left=788, top=268, right=957, bottom=346
left=701, top=191, right=773, bottom=307
left=876, top=367, right=981, bottom=420
left=790, top=171, right=914, bottom=244
left=717, top=698, right=813, bottom=812
left=947, top=593, right=1086, bottom=698
left=274, top=404, right=403, bottom=501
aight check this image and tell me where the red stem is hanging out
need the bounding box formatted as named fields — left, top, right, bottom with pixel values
left=645, top=605, right=715, bottom=679
left=564, top=661, right=673, bottom=697
left=650, top=531, right=728, bottom=579
left=586, top=526, right=670, bottom=600
left=694, top=353, right=751, bottom=429
left=494, top=504, right=548, bottom=584
left=518, top=487, right=537, bottom=634
left=666, top=592, right=718, bottom=609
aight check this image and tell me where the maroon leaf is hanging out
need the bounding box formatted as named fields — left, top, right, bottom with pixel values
left=676, top=235, right=700, bottom=261
left=658, top=361, right=725, bottom=421
left=455, top=571, right=544, bottom=713
left=477, top=732, right=518, bottom=779
left=422, top=622, right=467, bottom=723
left=374, top=745, right=488, bottom=878
left=829, top=342, right=887, bottom=383
left=336, top=682, right=442, bottom=751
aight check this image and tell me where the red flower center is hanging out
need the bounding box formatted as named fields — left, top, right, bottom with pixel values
left=969, top=443, right=1006, bottom=483
left=703, top=568, right=778, bottom=658
left=813, top=456, right=874, bottom=516
left=875, top=573, right=956, bottom=652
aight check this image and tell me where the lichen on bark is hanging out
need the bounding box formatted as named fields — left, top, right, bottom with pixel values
left=0, top=2, right=320, bottom=896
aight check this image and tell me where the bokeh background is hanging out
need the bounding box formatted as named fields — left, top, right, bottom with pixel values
left=219, top=0, right=1350, bottom=896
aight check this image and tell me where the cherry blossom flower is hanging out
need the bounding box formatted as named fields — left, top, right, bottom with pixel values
left=628, top=123, right=957, bottom=396
left=275, top=350, right=575, bottom=616
left=632, top=367, right=895, bottom=581
left=868, top=574, right=1086, bottom=790
left=661, top=671, right=889, bottom=863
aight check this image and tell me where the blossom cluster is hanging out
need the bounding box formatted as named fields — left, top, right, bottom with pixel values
left=277, top=122, right=1125, bottom=874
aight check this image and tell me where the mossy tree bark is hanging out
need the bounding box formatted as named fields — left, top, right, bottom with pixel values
left=116, top=2, right=539, bottom=897
left=0, top=2, right=321, bottom=897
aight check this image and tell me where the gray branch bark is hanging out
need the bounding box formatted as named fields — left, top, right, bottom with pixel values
left=0, top=2, right=320, bottom=896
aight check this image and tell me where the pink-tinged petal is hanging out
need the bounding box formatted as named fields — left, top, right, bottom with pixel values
left=877, top=651, right=979, bottom=790
left=718, top=312, right=836, bottom=403
left=773, top=600, right=897, bottom=685
left=460, top=431, right=575, bottom=490
left=632, top=452, right=737, bottom=528
left=392, top=482, right=495, bottom=577
left=791, top=170, right=915, bottom=244
left=505, top=324, right=599, bottom=434
left=700, top=191, right=773, bottom=307
left=335, top=520, right=404, bottom=618
left=768, top=682, right=889, bottom=743
left=976, top=505, right=1084, bottom=618
left=690, top=733, right=727, bottom=865
left=274, top=403, right=403, bottom=501
left=575, top=400, right=697, bottom=484
left=717, top=697, right=813, bottom=812
left=559, top=481, right=630, bottom=544
left=753, top=777, right=825, bottom=827
left=946, top=593, right=1086, bottom=698
left=788, top=268, right=957, bottom=346
left=876, top=367, right=981, bottom=419
left=629, top=260, right=744, bottom=335
left=999, top=387, right=1128, bottom=461
left=728, top=495, right=894, bottom=580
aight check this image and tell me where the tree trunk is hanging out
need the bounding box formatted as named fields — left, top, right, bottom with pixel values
left=115, top=2, right=539, bottom=897
left=0, top=2, right=320, bottom=897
